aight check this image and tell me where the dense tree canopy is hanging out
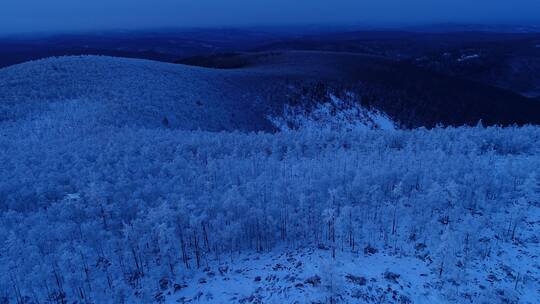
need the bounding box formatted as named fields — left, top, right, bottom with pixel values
left=0, top=102, right=539, bottom=303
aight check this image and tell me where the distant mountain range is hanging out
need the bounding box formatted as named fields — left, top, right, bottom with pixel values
left=1, top=27, right=540, bottom=129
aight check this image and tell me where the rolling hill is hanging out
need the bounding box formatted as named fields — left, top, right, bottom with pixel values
left=1, top=54, right=540, bottom=304
left=178, top=50, right=540, bottom=128
left=0, top=55, right=280, bottom=131
left=2, top=52, right=539, bottom=134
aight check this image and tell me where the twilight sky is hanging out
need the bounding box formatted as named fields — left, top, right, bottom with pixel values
left=2, top=0, right=540, bottom=34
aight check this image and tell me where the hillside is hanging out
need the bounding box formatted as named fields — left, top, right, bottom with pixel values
left=0, top=56, right=279, bottom=131
left=1, top=56, right=540, bottom=304
left=0, top=55, right=400, bottom=132
left=1, top=110, right=539, bottom=303
left=250, top=30, right=540, bottom=98
left=3, top=29, right=539, bottom=100
left=2, top=54, right=540, bottom=134
left=178, top=51, right=540, bottom=128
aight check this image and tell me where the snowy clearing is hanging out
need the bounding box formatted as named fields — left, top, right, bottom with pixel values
left=165, top=248, right=439, bottom=304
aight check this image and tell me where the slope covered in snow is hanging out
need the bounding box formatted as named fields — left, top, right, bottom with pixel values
left=0, top=55, right=401, bottom=133
left=1, top=56, right=539, bottom=304
left=179, top=50, right=540, bottom=128
left=269, top=93, right=396, bottom=131
left=1, top=103, right=539, bottom=303
left=165, top=248, right=438, bottom=303
left=0, top=56, right=285, bottom=131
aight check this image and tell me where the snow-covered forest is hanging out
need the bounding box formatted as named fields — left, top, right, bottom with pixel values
left=1, top=100, right=539, bottom=303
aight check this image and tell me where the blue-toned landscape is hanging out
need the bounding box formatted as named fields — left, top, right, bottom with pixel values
left=1, top=1, right=540, bottom=303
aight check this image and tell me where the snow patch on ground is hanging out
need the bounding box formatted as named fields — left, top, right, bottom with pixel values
left=457, top=54, right=480, bottom=62
left=162, top=198, right=540, bottom=303
left=165, top=248, right=439, bottom=304
left=269, top=93, right=396, bottom=131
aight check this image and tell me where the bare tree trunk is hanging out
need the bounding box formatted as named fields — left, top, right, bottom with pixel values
left=193, top=231, right=201, bottom=269
left=179, top=230, right=189, bottom=269
left=202, top=222, right=210, bottom=253
left=80, top=251, right=92, bottom=292
left=10, top=274, right=23, bottom=304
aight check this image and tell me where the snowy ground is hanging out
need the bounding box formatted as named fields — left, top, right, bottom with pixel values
left=163, top=225, right=540, bottom=304
left=269, top=93, right=396, bottom=131
left=1, top=56, right=540, bottom=304
left=162, top=202, right=540, bottom=304
left=164, top=248, right=437, bottom=304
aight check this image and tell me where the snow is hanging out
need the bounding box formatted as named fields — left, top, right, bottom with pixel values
left=0, top=55, right=283, bottom=131
left=368, top=108, right=396, bottom=130
left=2, top=113, right=539, bottom=302
left=457, top=54, right=480, bottom=62
left=269, top=93, right=396, bottom=131
left=163, top=205, right=540, bottom=303
left=0, top=55, right=399, bottom=133
left=165, top=248, right=439, bottom=304
left=0, top=56, right=539, bottom=304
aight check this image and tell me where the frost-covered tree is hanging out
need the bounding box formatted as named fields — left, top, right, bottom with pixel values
left=1, top=105, right=540, bottom=302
